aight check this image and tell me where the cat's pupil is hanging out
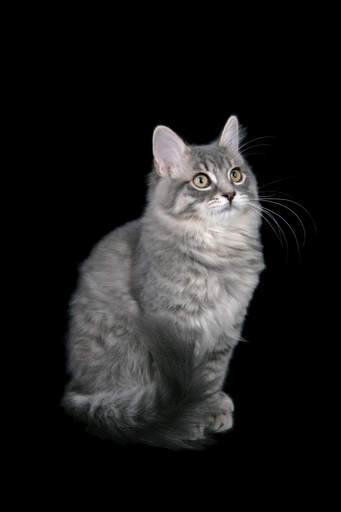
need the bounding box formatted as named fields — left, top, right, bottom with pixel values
left=232, top=172, right=237, bottom=178
left=199, top=177, right=204, bottom=183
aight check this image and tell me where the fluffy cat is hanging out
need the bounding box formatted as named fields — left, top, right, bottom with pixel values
left=62, top=115, right=265, bottom=449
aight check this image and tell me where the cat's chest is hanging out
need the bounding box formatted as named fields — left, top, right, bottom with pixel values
left=138, top=222, right=263, bottom=341
left=180, top=262, right=258, bottom=331
left=144, top=253, right=260, bottom=341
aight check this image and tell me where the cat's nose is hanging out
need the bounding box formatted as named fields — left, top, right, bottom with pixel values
left=223, top=192, right=236, bottom=203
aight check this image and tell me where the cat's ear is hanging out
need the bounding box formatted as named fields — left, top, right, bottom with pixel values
left=153, top=126, right=188, bottom=178
left=219, top=115, right=239, bottom=153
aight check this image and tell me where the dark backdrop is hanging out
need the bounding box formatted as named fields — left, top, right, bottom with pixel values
left=28, top=18, right=331, bottom=504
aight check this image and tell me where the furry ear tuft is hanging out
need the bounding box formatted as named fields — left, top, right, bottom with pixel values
left=219, top=115, right=239, bottom=153
left=152, top=126, right=188, bottom=178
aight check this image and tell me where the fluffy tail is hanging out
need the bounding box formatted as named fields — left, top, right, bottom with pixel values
left=62, top=315, right=220, bottom=450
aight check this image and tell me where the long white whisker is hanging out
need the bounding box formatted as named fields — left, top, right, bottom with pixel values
left=249, top=203, right=288, bottom=253
left=249, top=205, right=283, bottom=245
left=242, top=152, right=268, bottom=157
left=259, top=176, right=296, bottom=189
left=239, top=136, right=276, bottom=152
left=240, top=144, right=272, bottom=158
left=257, top=190, right=295, bottom=198
left=260, top=205, right=301, bottom=258
left=241, top=143, right=273, bottom=151
left=258, top=199, right=306, bottom=246
left=257, top=197, right=317, bottom=232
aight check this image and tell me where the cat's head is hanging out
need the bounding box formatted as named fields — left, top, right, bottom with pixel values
left=149, top=116, right=259, bottom=225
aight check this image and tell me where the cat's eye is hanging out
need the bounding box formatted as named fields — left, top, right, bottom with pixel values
left=192, top=173, right=211, bottom=189
left=229, top=167, right=243, bottom=183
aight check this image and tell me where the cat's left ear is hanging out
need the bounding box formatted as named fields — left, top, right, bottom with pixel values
left=219, top=115, right=239, bottom=153
left=153, top=126, right=189, bottom=178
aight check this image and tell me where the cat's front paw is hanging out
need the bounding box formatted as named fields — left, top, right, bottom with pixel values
left=207, top=392, right=234, bottom=433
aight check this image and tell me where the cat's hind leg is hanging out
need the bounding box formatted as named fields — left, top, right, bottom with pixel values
left=206, top=391, right=234, bottom=433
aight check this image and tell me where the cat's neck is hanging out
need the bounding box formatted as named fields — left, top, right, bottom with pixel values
left=140, top=203, right=262, bottom=268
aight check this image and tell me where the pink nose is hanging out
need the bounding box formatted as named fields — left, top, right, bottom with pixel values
left=224, top=192, right=236, bottom=203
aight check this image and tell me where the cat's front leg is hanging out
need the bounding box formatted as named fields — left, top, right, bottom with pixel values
left=202, top=336, right=236, bottom=433
left=203, top=333, right=236, bottom=388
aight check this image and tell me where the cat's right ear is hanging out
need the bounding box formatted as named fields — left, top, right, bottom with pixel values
left=152, top=126, right=188, bottom=178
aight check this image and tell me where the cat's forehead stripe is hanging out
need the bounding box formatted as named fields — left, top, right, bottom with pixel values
left=199, top=151, right=232, bottom=174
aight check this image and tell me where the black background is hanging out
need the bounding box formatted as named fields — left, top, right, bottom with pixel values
left=21, top=10, right=334, bottom=505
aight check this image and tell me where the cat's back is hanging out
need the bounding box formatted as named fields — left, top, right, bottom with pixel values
left=73, top=219, right=141, bottom=313
left=83, top=218, right=141, bottom=273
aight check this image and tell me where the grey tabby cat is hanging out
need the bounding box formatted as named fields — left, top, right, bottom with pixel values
left=62, top=115, right=265, bottom=449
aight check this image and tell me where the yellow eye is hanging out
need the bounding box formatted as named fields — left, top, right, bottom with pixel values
left=230, top=167, right=243, bottom=183
left=192, top=173, right=211, bottom=188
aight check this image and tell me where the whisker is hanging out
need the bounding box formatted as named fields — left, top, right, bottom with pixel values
left=259, top=176, right=297, bottom=190
left=257, top=196, right=317, bottom=232
left=241, top=143, right=273, bottom=151
left=240, top=144, right=273, bottom=157
left=241, top=152, right=268, bottom=157
left=259, top=213, right=286, bottom=248
left=239, top=136, right=276, bottom=152
left=258, top=199, right=307, bottom=246
left=260, top=205, right=301, bottom=258
left=249, top=203, right=288, bottom=254
left=257, top=190, right=295, bottom=198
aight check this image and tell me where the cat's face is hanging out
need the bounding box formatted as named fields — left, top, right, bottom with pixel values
left=151, top=116, right=259, bottom=224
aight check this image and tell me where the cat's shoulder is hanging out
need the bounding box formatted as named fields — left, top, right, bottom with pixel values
left=104, top=218, right=141, bottom=245
left=83, top=219, right=141, bottom=269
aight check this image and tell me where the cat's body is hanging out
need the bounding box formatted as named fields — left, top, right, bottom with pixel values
left=63, top=117, right=265, bottom=449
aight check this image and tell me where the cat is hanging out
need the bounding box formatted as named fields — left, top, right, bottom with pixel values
left=62, top=115, right=265, bottom=450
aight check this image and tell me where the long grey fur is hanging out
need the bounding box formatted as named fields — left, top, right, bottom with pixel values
left=64, top=315, right=222, bottom=449
left=62, top=116, right=265, bottom=450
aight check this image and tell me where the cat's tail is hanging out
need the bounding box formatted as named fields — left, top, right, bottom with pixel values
left=62, top=315, right=222, bottom=450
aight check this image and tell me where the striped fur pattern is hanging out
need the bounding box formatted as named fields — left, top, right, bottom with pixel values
left=62, top=116, right=265, bottom=449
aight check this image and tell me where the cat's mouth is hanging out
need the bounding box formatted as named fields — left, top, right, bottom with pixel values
left=207, top=200, right=244, bottom=218
left=209, top=201, right=233, bottom=211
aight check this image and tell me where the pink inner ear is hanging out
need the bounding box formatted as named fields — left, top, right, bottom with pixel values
left=154, top=159, right=164, bottom=177
left=153, top=126, right=187, bottom=178
left=154, top=157, right=172, bottom=178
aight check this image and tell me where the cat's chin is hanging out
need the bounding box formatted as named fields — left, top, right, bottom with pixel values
left=208, top=203, right=243, bottom=220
